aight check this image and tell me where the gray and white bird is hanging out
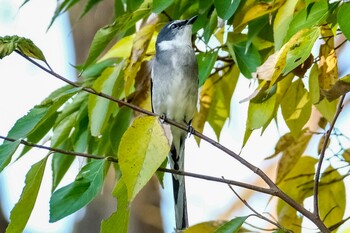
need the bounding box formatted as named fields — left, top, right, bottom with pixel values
left=151, top=16, right=198, bottom=231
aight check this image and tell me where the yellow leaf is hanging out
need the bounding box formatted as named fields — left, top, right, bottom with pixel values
left=184, top=221, right=225, bottom=233
left=124, top=22, right=156, bottom=95
left=118, top=116, right=170, bottom=202
left=275, top=132, right=312, bottom=184
left=102, top=35, right=134, bottom=60
left=277, top=156, right=318, bottom=233
left=319, top=166, right=346, bottom=228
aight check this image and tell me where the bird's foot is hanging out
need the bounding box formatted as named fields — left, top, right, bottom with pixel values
left=186, top=125, right=195, bottom=138
left=159, top=114, right=167, bottom=124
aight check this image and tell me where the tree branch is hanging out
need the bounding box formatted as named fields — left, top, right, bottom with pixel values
left=314, top=95, right=346, bottom=217
left=13, top=51, right=330, bottom=232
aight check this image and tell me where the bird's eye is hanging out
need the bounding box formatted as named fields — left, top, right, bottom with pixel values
left=170, top=24, right=177, bottom=29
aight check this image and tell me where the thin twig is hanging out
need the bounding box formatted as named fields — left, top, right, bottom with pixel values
left=314, top=95, right=346, bottom=217
left=223, top=176, right=284, bottom=230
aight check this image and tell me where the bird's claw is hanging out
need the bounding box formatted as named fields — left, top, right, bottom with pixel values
left=159, top=114, right=167, bottom=124
left=186, top=125, right=195, bottom=138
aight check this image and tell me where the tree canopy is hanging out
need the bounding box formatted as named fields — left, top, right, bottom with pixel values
left=1, top=0, right=350, bottom=232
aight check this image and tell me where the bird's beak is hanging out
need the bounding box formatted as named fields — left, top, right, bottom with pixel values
left=186, top=15, right=198, bottom=25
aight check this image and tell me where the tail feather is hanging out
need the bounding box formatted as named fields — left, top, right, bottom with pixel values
left=170, top=126, right=188, bottom=231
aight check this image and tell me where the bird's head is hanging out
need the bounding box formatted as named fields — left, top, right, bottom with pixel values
left=155, top=15, right=198, bottom=51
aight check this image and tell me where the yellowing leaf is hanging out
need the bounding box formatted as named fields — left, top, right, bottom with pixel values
left=309, top=64, right=320, bottom=104
left=277, top=156, right=318, bottom=233
left=269, top=28, right=320, bottom=86
left=319, top=166, right=346, bottom=228
left=315, top=98, right=337, bottom=123
left=275, top=132, right=312, bottom=184
left=184, top=221, right=224, bottom=233
left=321, top=74, right=350, bottom=102
left=124, top=22, right=156, bottom=96
left=273, top=0, right=299, bottom=50
left=236, top=1, right=282, bottom=29
left=193, top=66, right=239, bottom=143
left=118, top=116, right=169, bottom=202
left=102, top=35, right=134, bottom=59
left=281, top=79, right=312, bottom=138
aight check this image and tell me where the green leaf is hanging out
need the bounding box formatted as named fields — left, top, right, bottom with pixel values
left=152, top=0, right=175, bottom=13
left=0, top=140, right=21, bottom=172
left=81, top=58, right=119, bottom=79
left=319, top=166, right=346, bottom=227
left=283, top=27, right=320, bottom=75
left=50, top=159, right=109, bottom=222
left=277, top=156, right=317, bottom=233
left=88, top=62, right=124, bottom=136
left=80, top=0, right=104, bottom=18
left=47, top=0, right=80, bottom=29
left=281, top=79, right=312, bottom=138
left=51, top=112, right=77, bottom=148
left=214, top=216, right=248, bottom=233
left=228, top=41, right=260, bottom=78
left=109, top=107, right=133, bottom=156
left=214, top=0, right=240, bottom=20
left=51, top=141, right=75, bottom=192
left=5, top=157, right=48, bottom=233
left=196, top=50, right=218, bottom=87
left=118, top=116, right=169, bottom=202
left=275, top=132, right=312, bottom=184
left=286, top=0, right=328, bottom=41
left=338, top=2, right=350, bottom=41
left=0, top=35, right=46, bottom=62
left=100, top=178, right=130, bottom=233
left=84, top=6, right=151, bottom=67
left=203, top=9, right=218, bottom=43
left=127, top=0, right=143, bottom=11
left=0, top=104, right=50, bottom=171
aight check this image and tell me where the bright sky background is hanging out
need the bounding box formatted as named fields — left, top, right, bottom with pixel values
left=0, top=1, right=350, bottom=233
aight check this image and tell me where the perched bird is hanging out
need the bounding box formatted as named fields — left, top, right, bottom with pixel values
left=151, top=15, right=198, bottom=231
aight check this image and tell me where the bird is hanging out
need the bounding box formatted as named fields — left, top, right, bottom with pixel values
left=151, top=15, right=198, bottom=231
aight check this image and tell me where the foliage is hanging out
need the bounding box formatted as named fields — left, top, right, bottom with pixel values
left=1, top=0, right=350, bottom=232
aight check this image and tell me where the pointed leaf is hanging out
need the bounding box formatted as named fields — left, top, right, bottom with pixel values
left=88, top=62, right=124, bottom=136
left=196, top=51, right=218, bottom=86
left=228, top=41, right=260, bottom=78
left=214, top=0, right=240, bottom=20
left=100, top=178, right=130, bottom=233
left=338, top=2, right=350, bottom=41
left=214, top=216, right=249, bottom=233
left=50, top=159, right=109, bottom=222
left=319, top=166, right=346, bottom=227
left=152, top=0, right=175, bottom=13
left=0, top=35, right=46, bottom=62
left=5, top=157, right=48, bottom=233
left=286, top=0, right=328, bottom=41
left=0, top=140, right=21, bottom=172
left=275, top=132, right=312, bottom=184
left=84, top=7, right=151, bottom=67
left=281, top=79, right=312, bottom=138
left=118, top=116, right=169, bottom=202
left=277, top=156, right=317, bottom=233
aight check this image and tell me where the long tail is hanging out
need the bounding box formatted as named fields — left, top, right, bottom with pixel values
left=169, top=126, right=188, bottom=231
